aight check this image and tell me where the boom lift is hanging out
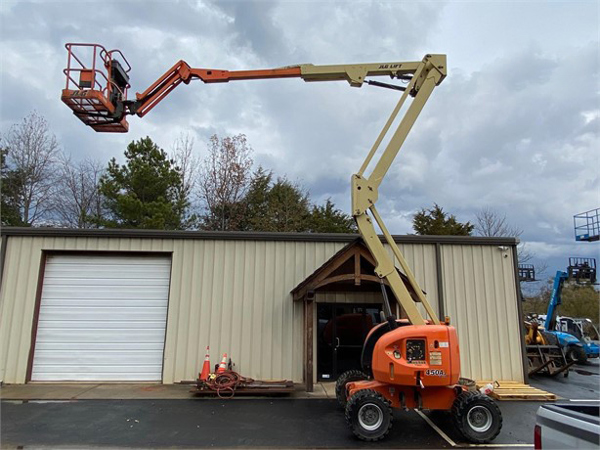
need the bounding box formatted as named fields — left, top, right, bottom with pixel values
left=62, top=43, right=503, bottom=443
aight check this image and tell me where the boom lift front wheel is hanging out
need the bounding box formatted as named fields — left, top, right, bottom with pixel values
left=345, top=389, right=393, bottom=441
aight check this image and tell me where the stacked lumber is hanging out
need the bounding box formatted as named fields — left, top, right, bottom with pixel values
left=476, top=380, right=557, bottom=401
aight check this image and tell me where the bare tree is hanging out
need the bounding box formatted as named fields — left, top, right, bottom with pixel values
left=474, top=207, right=548, bottom=279
left=198, top=134, right=253, bottom=230
left=169, top=133, right=201, bottom=228
left=475, top=207, right=523, bottom=237
left=2, top=112, right=59, bottom=225
left=54, top=155, right=104, bottom=228
left=171, top=133, right=200, bottom=203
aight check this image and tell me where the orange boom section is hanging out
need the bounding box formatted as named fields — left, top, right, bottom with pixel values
left=61, top=43, right=303, bottom=132
left=61, top=43, right=131, bottom=132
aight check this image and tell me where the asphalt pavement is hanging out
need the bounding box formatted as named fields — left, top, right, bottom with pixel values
left=3, top=361, right=598, bottom=449
left=2, top=398, right=451, bottom=449
left=1, top=396, right=542, bottom=449
left=529, top=359, right=600, bottom=400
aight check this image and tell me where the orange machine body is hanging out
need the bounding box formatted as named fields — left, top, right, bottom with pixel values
left=347, top=323, right=462, bottom=410
left=372, top=324, right=460, bottom=387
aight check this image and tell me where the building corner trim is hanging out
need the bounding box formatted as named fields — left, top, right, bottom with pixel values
left=512, top=246, right=529, bottom=384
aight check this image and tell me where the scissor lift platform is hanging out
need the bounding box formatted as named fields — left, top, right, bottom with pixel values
left=518, top=264, right=536, bottom=282
left=574, top=208, right=600, bottom=242
left=567, top=257, right=597, bottom=284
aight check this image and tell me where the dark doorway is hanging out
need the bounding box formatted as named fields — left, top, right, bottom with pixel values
left=317, top=303, right=383, bottom=381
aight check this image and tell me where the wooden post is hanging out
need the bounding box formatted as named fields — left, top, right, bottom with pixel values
left=305, top=296, right=314, bottom=392
left=302, top=296, right=306, bottom=386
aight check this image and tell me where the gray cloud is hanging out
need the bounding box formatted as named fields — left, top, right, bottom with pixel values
left=1, top=0, right=598, bottom=277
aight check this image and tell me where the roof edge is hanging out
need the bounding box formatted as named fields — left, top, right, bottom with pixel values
left=0, top=227, right=520, bottom=246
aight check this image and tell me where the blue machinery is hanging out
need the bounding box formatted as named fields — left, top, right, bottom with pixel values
left=543, top=265, right=599, bottom=363
left=544, top=271, right=569, bottom=333
left=524, top=211, right=598, bottom=374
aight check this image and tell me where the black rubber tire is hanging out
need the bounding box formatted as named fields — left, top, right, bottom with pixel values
left=335, top=370, right=368, bottom=408
left=345, top=389, right=393, bottom=442
left=566, top=346, right=587, bottom=364
left=452, top=391, right=502, bottom=443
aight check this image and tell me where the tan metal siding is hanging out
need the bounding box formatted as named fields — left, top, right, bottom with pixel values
left=0, top=236, right=349, bottom=383
left=0, top=237, right=42, bottom=383
left=0, top=235, right=522, bottom=385
left=396, top=243, right=439, bottom=318
left=441, top=245, right=523, bottom=382
left=161, top=239, right=349, bottom=383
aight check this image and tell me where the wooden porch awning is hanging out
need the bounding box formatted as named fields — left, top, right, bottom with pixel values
left=291, top=238, right=424, bottom=301
left=291, top=238, right=426, bottom=392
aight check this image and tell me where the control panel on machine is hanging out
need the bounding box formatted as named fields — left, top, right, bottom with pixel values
left=406, top=339, right=426, bottom=363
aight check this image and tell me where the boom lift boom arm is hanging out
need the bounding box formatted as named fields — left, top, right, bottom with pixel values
left=129, top=59, right=428, bottom=118
left=62, top=45, right=447, bottom=326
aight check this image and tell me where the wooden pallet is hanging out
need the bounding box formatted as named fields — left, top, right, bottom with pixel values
left=476, top=380, right=557, bottom=401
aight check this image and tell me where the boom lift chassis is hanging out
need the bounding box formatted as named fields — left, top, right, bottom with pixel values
left=62, top=43, right=503, bottom=443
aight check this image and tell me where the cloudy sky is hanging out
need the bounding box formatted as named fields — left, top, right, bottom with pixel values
left=1, top=0, right=598, bottom=281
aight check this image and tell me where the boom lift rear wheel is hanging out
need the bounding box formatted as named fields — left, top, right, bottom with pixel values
left=335, top=370, right=368, bottom=408
left=345, top=389, right=393, bottom=441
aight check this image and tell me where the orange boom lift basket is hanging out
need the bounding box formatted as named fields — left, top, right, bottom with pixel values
left=61, top=43, right=131, bottom=132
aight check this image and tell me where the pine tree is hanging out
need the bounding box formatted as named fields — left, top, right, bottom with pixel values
left=413, top=203, right=474, bottom=236
left=99, top=137, right=190, bottom=229
left=309, top=199, right=356, bottom=233
left=0, top=148, right=27, bottom=226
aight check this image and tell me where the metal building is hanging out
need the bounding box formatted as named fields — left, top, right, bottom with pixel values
left=0, top=227, right=526, bottom=388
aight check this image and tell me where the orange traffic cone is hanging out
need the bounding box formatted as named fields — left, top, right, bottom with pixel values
left=217, top=353, right=228, bottom=373
left=199, top=346, right=211, bottom=381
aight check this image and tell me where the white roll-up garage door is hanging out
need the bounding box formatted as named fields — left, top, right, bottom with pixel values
left=31, top=253, right=171, bottom=381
